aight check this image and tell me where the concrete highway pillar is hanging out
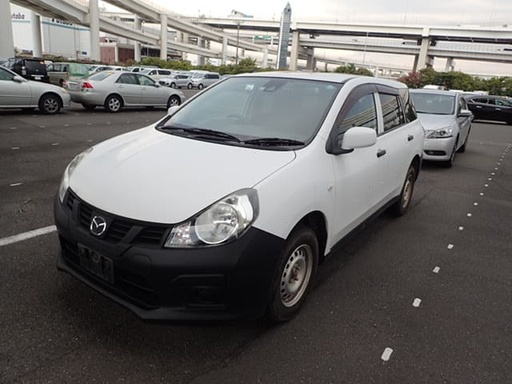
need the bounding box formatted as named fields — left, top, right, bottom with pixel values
left=414, top=28, right=434, bottom=71
left=160, top=14, right=168, bottom=60
left=89, top=0, right=100, bottom=61
left=445, top=57, right=455, bottom=71
left=197, top=37, right=205, bottom=66
left=30, top=11, right=43, bottom=57
left=262, top=46, right=269, bottom=67
left=221, top=36, right=228, bottom=64
left=306, top=48, right=316, bottom=71
left=0, top=1, right=15, bottom=59
left=134, top=15, right=141, bottom=62
left=289, top=30, right=300, bottom=71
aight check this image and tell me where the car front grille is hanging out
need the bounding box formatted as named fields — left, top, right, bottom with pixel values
left=65, top=189, right=169, bottom=246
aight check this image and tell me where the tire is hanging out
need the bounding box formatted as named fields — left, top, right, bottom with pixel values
left=390, top=165, right=417, bottom=216
left=187, top=83, right=193, bottom=89
left=443, top=140, right=457, bottom=168
left=82, top=104, right=96, bottom=110
left=104, top=95, right=122, bottom=113
left=458, top=129, right=470, bottom=153
left=167, top=95, right=181, bottom=108
left=39, top=93, right=61, bottom=115
left=170, top=82, right=177, bottom=88
left=198, top=83, right=204, bottom=90
left=267, top=226, right=319, bottom=323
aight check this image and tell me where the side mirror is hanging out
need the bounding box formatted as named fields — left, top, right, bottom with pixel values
left=167, top=105, right=180, bottom=115
left=341, top=127, right=377, bottom=151
left=458, top=109, right=472, bottom=118
left=13, top=75, right=25, bottom=83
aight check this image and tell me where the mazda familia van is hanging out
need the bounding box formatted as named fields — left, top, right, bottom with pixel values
left=54, top=72, right=424, bottom=323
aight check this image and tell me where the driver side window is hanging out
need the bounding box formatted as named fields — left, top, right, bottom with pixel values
left=338, top=93, right=377, bottom=135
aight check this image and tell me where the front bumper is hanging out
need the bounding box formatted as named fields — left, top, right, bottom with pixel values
left=54, top=191, right=284, bottom=322
left=422, top=137, right=456, bottom=161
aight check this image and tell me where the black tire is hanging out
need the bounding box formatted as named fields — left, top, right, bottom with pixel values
left=167, top=95, right=181, bottom=109
left=104, top=94, right=122, bottom=113
left=198, top=83, right=204, bottom=90
left=187, top=83, right=193, bottom=89
left=39, top=93, right=61, bottom=115
left=458, top=129, right=470, bottom=153
left=267, top=226, right=319, bottom=323
left=443, top=140, right=457, bottom=168
left=390, top=165, right=417, bottom=216
left=170, top=82, right=177, bottom=88
left=82, top=104, right=96, bottom=110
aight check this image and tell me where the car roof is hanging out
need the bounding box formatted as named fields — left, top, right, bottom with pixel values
left=231, top=71, right=408, bottom=88
left=410, top=89, right=460, bottom=96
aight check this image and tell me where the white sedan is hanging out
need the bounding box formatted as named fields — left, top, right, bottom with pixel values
left=0, top=65, right=70, bottom=114
left=67, top=71, right=185, bottom=112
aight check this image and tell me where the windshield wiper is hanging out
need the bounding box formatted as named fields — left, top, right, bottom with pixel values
left=160, top=126, right=241, bottom=142
left=243, top=137, right=305, bottom=146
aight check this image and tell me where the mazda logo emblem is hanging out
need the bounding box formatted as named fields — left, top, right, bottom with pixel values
left=90, top=216, right=107, bottom=236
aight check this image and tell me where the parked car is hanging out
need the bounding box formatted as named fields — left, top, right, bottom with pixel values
left=87, top=65, right=126, bottom=75
left=54, top=72, right=424, bottom=323
left=159, top=73, right=192, bottom=89
left=46, top=62, right=89, bottom=87
left=464, top=94, right=512, bottom=125
left=66, top=71, right=185, bottom=112
left=127, top=65, right=158, bottom=73
left=3, top=57, right=50, bottom=83
left=190, top=71, right=221, bottom=89
left=411, top=89, right=472, bottom=167
left=140, top=68, right=175, bottom=81
left=0, top=65, right=70, bottom=114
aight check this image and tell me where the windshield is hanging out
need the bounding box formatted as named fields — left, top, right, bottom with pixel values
left=159, top=76, right=341, bottom=146
left=411, top=93, right=455, bottom=115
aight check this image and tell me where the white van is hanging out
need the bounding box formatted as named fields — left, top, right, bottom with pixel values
left=54, top=72, right=424, bottom=323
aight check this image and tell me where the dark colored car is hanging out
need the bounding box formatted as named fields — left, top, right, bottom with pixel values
left=3, top=57, right=50, bottom=83
left=464, top=94, right=512, bottom=125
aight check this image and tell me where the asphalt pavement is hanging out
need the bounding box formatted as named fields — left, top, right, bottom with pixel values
left=0, top=102, right=511, bottom=384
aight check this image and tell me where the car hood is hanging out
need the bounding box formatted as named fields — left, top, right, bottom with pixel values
left=417, top=113, right=456, bottom=131
left=69, top=127, right=296, bottom=223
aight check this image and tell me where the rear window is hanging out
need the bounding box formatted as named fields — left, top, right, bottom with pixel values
left=89, top=71, right=114, bottom=81
left=25, top=60, right=47, bottom=73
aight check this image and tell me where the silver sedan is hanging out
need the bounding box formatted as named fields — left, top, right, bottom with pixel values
left=410, top=89, right=472, bottom=168
left=67, top=71, right=185, bottom=112
left=0, top=65, right=70, bottom=114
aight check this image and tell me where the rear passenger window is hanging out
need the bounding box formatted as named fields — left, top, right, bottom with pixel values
left=338, top=94, right=377, bottom=136
left=379, top=94, right=405, bottom=132
left=399, top=89, right=417, bottom=122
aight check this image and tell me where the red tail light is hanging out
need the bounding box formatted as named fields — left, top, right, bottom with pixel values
left=82, top=81, right=93, bottom=89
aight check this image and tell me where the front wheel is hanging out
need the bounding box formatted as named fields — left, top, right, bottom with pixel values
left=197, top=84, right=204, bottom=90
left=167, top=95, right=181, bottom=108
left=104, top=95, right=122, bottom=113
left=267, top=226, right=318, bottom=323
left=443, top=140, right=458, bottom=168
left=39, top=93, right=61, bottom=115
left=390, top=165, right=417, bottom=216
left=170, top=82, right=177, bottom=88
left=187, top=83, right=193, bottom=89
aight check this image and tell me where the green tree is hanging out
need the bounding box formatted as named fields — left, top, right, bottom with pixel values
left=334, top=63, right=373, bottom=76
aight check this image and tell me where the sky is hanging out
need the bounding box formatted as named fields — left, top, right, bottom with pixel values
left=105, top=0, right=512, bottom=76
left=144, top=0, right=512, bottom=26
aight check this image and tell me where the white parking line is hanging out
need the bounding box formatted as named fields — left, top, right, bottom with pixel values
left=0, top=225, right=56, bottom=247
left=381, top=348, right=393, bottom=362
left=10, top=182, right=22, bottom=187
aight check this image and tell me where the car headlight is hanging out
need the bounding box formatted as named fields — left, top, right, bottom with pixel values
left=58, top=147, right=93, bottom=203
left=426, top=128, right=453, bottom=139
left=164, top=189, right=259, bottom=248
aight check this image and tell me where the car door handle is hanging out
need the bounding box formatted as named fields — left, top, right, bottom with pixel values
left=407, top=135, right=414, bottom=141
left=377, top=149, right=387, bottom=158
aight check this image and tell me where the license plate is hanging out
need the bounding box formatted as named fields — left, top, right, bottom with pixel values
left=78, top=244, right=114, bottom=284
left=68, top=83, right=79, bottom=91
